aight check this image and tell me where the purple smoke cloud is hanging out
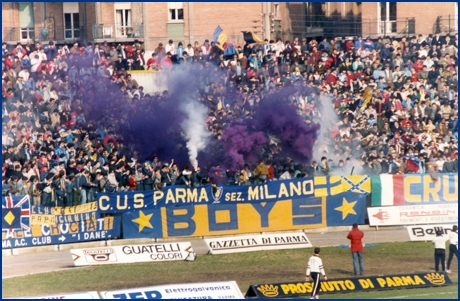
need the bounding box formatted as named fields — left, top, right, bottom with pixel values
left=79, top=63, right=320, bottom=174
left=208, top=166, right=228, bottom=184
left=251, top=90, right=321, bottom=164
left=221, top=123, right=269, bottom=171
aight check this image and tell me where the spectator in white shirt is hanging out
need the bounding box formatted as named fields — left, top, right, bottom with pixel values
left=423, top=56, right=434, bottom=69
left=165, top=40, right=176, bottom=56
left=185, top=44, right=194, bottom=57
left=306, top=247, right=327, bottom=299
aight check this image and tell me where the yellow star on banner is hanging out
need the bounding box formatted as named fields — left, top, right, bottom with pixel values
left=334, top=198, right=357, bottom=220
left=132, top=210, right=153, bottom=232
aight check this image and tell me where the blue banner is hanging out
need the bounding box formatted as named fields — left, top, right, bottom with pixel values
left=121, top=192, right=366, bottom=239
left=246, top=273, right=453, bottom=298
left=326, top=191, right=366, bottom=226
left=2, top=216, right=121, bottom=249
left=403, top=174, right=458, bottom=204
left=97, top=178, right=317, bottom=214
left=123, top=208, right=164, bottom=239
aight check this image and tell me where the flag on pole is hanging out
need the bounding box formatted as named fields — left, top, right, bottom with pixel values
left=242, top=31, right=264, bottom=44
left=213, top=25, right=228, bottom=50
left=223, top=43, right=237, bottom=57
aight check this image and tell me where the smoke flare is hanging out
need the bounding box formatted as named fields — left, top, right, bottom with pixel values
left=180, top=101, right=212, bottom=170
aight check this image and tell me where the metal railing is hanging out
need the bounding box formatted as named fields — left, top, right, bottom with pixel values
left=1, top=27, right=34, bottom=42
left=398, top=19, right=416, bottom=35
left=36, top=26, right=85, bottom=43
left=92, top=23, right=144, bottom=40
left=2, top=26, right=85, bottom=43
left=2, top=28, right=20, bottom=42
left=280, top=15, right=416, bottom=40
left=321, top=16, right=363, bottom=37
left=433, top=15, right=458, bottom=35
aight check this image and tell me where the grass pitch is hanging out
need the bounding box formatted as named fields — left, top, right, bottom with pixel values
left=2, top=241, right=458, bottom=298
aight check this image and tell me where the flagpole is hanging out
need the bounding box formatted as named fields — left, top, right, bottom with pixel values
left=6, top=193, right=15, bottom=234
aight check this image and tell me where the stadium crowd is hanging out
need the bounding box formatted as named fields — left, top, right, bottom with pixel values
left=1, top=32, right=458, bottom=207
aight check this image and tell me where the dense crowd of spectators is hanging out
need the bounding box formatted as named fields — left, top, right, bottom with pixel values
left=2, top=32, right=458, bottom=207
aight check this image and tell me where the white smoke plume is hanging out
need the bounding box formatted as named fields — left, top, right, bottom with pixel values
left=312, top=95, right=341, bottom=161
left=180, top=101, right=212, bottom=170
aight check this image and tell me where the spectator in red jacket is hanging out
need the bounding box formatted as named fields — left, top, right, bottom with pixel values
left=146, top=52, right=160, bottom=70
left=266, top=160, right=275, bottom=180
left=4, top=54, right=14, bottom=70
left=11, top=43, right=27, bottom=58
left=326, top=69, right=338, bottom=85
left=347, top=223, right=364, bottom=275
left=160, top=52, right=173, bottom=70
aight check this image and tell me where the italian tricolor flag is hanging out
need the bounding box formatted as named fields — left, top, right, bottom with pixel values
left=371, top=174, right=405, bottom=206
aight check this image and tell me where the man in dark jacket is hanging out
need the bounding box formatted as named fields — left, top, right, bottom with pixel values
left=44, top=41, right=57, bottom=61
left=347, top=223, right=364, bottom=275
left=142, top=162, right=154, bottom=191
left=160, top=164, right=171, bottom=187
left=379, top=43, right=394, bottom=65
left=442, top=156, right=456, bottom=173
left=306, top=161, right=320, bottom=177
left=428, top=65, right=440, bottom=87
left=80, top=169, right=93, bottom=204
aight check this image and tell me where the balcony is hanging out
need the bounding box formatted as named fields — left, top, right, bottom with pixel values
left=433, top=15, right=458, bottom=35
left=2, top=26, right=85, bottom=44
left=92, top=23, right=144, bottom=42
left=2, top=24, right=144, bottom=45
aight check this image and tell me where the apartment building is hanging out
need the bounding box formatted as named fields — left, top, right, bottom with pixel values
left=2, top=3, right=96, bottom=43
left=1, top=2, right=457, bottom=49
left=2, top=2, right=287, bottom=49
left=360, top=2, right=457, bottom=37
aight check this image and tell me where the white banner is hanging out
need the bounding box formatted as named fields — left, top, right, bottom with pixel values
left=11, top=291, right=100, bottom=299
left=100, top=281, right=244, bottom=299
left=71, top=242, right=195, bottom=266
left=407, top=224, right=456, bottom=241
left=127, top=70, right=169, bottom=95
left=205, top=232, right=312, bottom=255
left=368, top=204, right=458, bottom=226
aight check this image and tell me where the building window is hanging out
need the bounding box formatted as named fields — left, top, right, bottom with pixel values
left=19, top=2, right=34, bottom=41
left=378, top=2, right=397, bottom=34
left=63, top=2, right=80, bottom=39
left=115, top=9, right=132, bottom=37
left=64, top=13, right=80, bottom=39
left=274, top=4, right=279, bottom=18
left=168, top=2, right=184, bottom=21
left=169, top=8, right=184, bottom=20
left=113, top=3, right=133, bottom=37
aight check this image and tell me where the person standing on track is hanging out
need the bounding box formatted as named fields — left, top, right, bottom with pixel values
left=446, top=225, right=458, bottom=273
left=305, top=247, right=327, bottom=299
left=432, top=230, right=448, bottom=272
left=347, top=223, right=365, bottom=275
